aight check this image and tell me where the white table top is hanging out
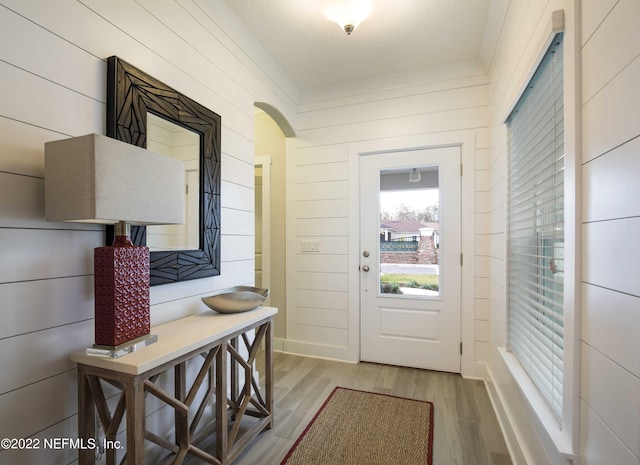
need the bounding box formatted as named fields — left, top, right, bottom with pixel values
left=71, top=306, right=277, bottom=375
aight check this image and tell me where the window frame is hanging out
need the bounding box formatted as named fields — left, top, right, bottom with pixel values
left=500, top=7, right=581, bottom=459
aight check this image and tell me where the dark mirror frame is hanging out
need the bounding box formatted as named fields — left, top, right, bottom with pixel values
left=106, top=56, right=221, bottom=285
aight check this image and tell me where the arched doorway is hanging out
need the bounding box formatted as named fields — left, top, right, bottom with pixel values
left=254, top=102, right=295, bottom=348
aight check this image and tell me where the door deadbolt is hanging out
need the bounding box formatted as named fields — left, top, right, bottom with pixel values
left=362, top=250, right=370, bottom=257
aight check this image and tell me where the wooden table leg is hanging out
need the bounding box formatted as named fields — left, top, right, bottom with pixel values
left=174, top=362, right=188, bottom=456
left=230, top=336, right=239, bottom=412
left=265, top=321, right=274, bottom=429
left=77, top=367, right=96, bottom=465
left=125, top=377, right=145, bottom=464
left=216, top=341, right=228, bottom=463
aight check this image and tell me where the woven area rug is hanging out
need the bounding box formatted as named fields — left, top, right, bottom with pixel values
left=280, top=387, right=434, bottom=465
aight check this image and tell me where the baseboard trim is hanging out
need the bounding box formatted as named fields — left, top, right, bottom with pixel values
left=484, top=363, right=528, bottom=465
left=462, top=359, right=488, bottom=379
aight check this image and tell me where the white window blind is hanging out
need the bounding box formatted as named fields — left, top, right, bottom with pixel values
left=507, top=34, right=564, bottom=420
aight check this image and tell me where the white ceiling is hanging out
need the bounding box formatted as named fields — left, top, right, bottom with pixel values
left=222, top=0, right=498, bottom=90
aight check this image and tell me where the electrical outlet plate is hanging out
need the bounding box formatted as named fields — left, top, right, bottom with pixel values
left=300, top=240, right=320, bottom=252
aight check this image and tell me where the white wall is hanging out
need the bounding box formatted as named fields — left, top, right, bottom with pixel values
left=0, top=1, right=297, bottom=463
left=580, top=0, right=640, bottom=463
left=284, top=60, right=489, bottom=371
left=483, top=1, right=640, bottom=465
left=254, top=111, right=287, bottom=342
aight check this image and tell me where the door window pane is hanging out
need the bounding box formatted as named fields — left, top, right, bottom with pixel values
left=379, top=166, right=440, bottom=297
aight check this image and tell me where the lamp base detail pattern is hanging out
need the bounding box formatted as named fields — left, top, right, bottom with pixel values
left=94, top=244, right=150, bottom=347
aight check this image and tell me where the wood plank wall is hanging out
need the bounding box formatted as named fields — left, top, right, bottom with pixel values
left=580, top=0, right=640, bottom=463
left=484, top=1, right=640, bottom=464
left=0, top=1, right=297, bottom=463
left=285, top=61, right=491, bottom=363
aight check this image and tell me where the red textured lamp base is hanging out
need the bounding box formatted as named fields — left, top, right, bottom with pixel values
left=94, top=237, right=150, bottom=347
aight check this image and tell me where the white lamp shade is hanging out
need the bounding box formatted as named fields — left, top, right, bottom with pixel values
left=45, top=133, right=185, bottom=225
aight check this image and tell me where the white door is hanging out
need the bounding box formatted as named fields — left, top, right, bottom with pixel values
left=360, top=147, right=461, bottom=372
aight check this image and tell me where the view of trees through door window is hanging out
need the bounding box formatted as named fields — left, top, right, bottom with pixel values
left=379, top=166, right=440, bottom=296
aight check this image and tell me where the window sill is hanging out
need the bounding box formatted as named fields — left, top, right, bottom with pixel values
left=498, top=347, right=577, bottom=462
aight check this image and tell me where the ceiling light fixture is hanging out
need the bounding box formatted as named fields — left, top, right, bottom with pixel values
left=409, top=168, right=421, bottom=183
left=319, top=0, right=373, bottom=35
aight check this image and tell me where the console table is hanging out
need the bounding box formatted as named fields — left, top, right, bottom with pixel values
left=71, top=306, right=277, bottom=465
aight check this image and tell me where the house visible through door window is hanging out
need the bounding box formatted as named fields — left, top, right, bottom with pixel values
left=379, top=167, right=440, bottom=297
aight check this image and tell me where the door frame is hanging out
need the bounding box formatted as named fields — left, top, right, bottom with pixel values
left=347, top=133, right=483, bottom=378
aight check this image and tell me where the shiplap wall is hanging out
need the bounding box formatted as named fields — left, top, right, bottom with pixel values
left=0, top=1, right=297, bottom=463
left=481, top=1, right=576, bottom=464
left=580, top=0, right=640, bottom=463
left=284, top=62, right=490, bottom=368
left=483, top=1, right=640, bottom=465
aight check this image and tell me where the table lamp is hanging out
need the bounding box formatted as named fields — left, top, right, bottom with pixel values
left=44, top=133, right=185, bottom=357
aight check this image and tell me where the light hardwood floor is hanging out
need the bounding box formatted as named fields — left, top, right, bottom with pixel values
left=230, top=351, right=513, bottom=465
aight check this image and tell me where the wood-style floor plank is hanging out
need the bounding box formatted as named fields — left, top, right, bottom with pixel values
left=193, top=352, right=513, bottom=465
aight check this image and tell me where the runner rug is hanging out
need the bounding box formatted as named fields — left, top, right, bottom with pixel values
left=280, top=387, right=434, bottom=465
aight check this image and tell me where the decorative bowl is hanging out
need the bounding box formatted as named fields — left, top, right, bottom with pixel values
left=201, top=286, right=269, bottom=314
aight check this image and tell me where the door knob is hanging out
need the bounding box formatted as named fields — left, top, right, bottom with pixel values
left=362, top=265, right=370, bottom=272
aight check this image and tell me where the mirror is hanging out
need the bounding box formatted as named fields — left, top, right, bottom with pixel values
left=146, top=114, right=200, bottom=251
left=106, top=56, right=221, bottom=285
